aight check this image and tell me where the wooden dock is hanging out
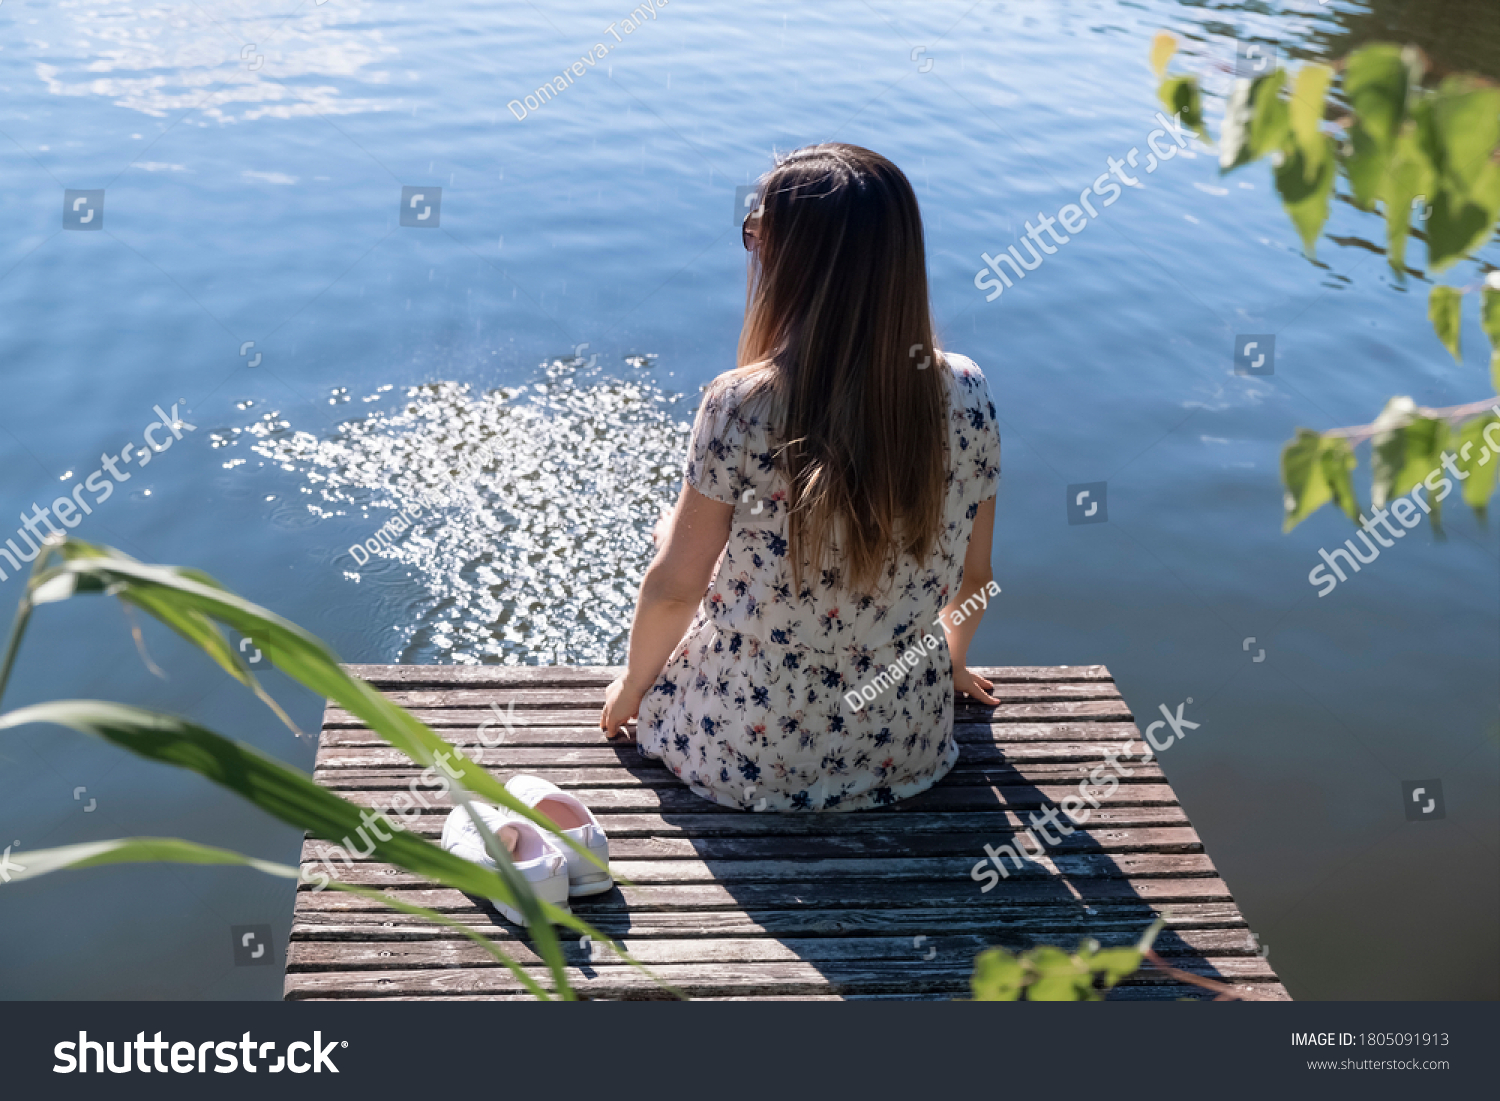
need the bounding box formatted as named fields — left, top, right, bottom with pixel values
left=286, top=665, right=1288, bottom=1001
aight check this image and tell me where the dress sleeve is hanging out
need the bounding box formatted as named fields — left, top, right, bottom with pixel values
left=683, top=375, right=748, bottom=505
left=952, top=356, right=1001, bottom=502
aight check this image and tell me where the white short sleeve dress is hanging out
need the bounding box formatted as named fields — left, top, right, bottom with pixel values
left=636, top=353, right=1001, bottom=812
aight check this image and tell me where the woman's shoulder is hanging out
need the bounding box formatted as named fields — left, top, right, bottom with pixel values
left=939, top=349, right=984, bottom=382
left=938, top=351, right=993, bottom=407
left=695, top=366, right=777, bottom=435
left=705, top=365, right=777, bottom=411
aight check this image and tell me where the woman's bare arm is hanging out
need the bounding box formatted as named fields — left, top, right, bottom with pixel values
left=938, top=496, right=999, bottom=704
left=600, top=483, right=733, bottom=737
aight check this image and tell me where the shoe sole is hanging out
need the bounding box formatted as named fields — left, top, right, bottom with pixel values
left=492, top=877, right=572, bottom=924
left=568, top=874, right=614, bottom=898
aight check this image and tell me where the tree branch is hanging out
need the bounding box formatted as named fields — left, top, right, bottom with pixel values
left=1324, top=397, right=1500, bottom=445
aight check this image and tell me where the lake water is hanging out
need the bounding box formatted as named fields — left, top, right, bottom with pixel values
left=1, top=0, right=1496, bottom=1000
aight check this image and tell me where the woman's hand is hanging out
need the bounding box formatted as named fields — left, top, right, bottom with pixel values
left=953, top=665, right=999, bottom=706
left=652, top=506, right=673, bottom=548
left=601, top=674, right=647, bottom=740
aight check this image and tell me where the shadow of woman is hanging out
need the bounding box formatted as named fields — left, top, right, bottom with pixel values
left=573, top=687, right=1252, bottom=1001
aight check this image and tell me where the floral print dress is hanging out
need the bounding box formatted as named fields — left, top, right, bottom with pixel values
left=636, top=353, right=1001, bottom=812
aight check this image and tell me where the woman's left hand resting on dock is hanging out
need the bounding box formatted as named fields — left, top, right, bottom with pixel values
left=600, top=484, right=733, bottom=740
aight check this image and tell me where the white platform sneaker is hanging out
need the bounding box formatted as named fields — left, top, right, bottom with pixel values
left=439, top=803, right=570, bottom=924
left=505, top=774, right=613, bottom=897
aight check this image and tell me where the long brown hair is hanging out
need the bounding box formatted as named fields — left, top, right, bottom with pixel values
left=736, top=143, right=948, bottom=593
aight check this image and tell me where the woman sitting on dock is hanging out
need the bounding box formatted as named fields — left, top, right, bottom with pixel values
left=600, top=142, right=1001, bottom=813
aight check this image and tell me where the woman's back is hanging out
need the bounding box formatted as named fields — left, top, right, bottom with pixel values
left=636, top=350, right=1000, bottom=811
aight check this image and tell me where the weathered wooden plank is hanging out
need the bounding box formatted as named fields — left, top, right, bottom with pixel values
left=291, top=984, right=1291, bottom=1001
left=313, top=740, right=1152, bottom=770
left=294, top=806, right=1193, bottom=840
left=286, top=928, right=1262, bottom=971
left=300, top=827, right=1202, bottom=868
left=1104, top=982, right=1291, bottom=1002
left=328, top=782, right=1184, bottom=814
left=325, top=709, right=624, bottom=730
left=297, top=852, right=1217, bottom=890
left=284, top=961, right=973, bottom=999
left=312, top=760, right=1165, bottom=790
left=293, top=876, right=1235, bottom=914
left=355, top=683, right=1123, bottom=710
left=290, top=901, right=1251, bottom=940
left=318, top=721, right=1146, bottom=746
left=283, top=955, right=1279, bottom=1000
left=288, top=934, right=996, bottom=971
left=322, top=698, right=1133, bottom=727
left=342, top=664, right=1115, bottom=687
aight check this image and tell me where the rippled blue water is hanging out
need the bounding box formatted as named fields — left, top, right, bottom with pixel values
left=1, top=0, right=1495, bottom=999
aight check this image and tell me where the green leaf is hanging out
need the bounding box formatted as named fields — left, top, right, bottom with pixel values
left=1429, top=285, right=1465, bottom=363
left=1025, top=947, right=1091, bottom=1001
left=1221, top=73, right=1290, bottom=172
left=1281, top=428, right=1334, bottom=531
left=0, top=837, right=559, bottom=1000
left=1452, top=412, right=1500, bottom=521
left=1344, top=121, right=1387, bottom=209
left=970, top=948, right=1025, bottom=1001
left=1424, top=78, right=1500, bottom=193
left=1370, top=398, right=1447, bottom=534
left=1483, top=283, right=1500, bottom=392
left=1150, top=32, right=1176, bottom=79
left=1319, top=435, right=1363, bottom=523
left=1159, top=75, right=1208, bottom=142
left=1343, top=45, right=1415, bottom=150
left=1380, top=129, right=1435, bottom=272
left=1427, top=188, right=1496, bottom=272
left=1415, top=81, right=1500, bottom=271
left=1281, top=430, right=1361, bottom=530
left=0, top=699, right=581, bottom=996
left=1029, top=971, right=1094, bottom=1001
left=1469, top=162, right=1500, bottom=257
left=1274, top=133, right=1337, bottom=255
left=1289, top=64, right=1333, bottom=153
left=34, top=544, right=602, bottom=878
left=1090, top=947, right=1143, bottom=989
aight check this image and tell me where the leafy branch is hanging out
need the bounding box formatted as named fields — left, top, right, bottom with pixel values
left=1152, top=34, right=1500, bottom=531
left=969, top=918, right=1164, bottom=1000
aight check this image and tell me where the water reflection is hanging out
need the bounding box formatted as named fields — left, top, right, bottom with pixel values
left=1309, top=0, right=1500, bottom=79
left=31, top=0, right=393, bottom=119
left=242, top=359, right=690, bottom=665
